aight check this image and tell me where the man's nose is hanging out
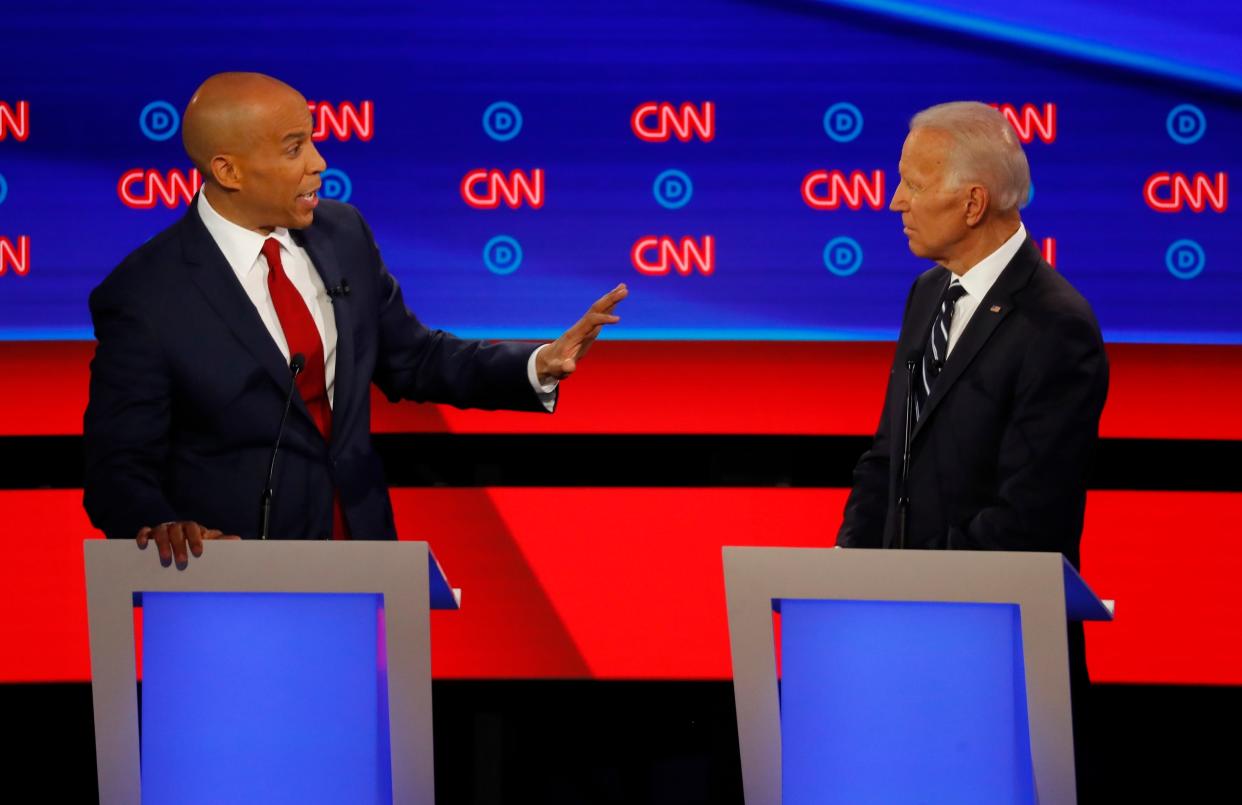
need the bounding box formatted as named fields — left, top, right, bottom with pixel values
left=308, top=142, right=327, bottom=174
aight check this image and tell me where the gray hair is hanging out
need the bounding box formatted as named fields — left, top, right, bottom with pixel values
left=910, top=101, right=1031, bottom=212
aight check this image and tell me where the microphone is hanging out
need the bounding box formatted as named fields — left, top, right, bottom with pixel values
left=326, top=279, right=350, bottom=299
left=897, top=351, right=920, bottom=550
left=259, top=354, right=305, bottom=540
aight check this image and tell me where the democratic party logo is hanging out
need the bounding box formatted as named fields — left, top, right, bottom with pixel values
left=308, top=101, right=374, bottom=142
left=823, top=102, right=863, bottom=143
left=1143, top=172, right=1228, bottom=212
left=822, top=236, right=863, bottom=276
left=990, top=103, right=1057, bottom=144
left=0, top=101, right=29, bottom=141
left=802, top=170, right=886, bottom=210
left=1166, top=104, right=1206, bottom=145
left=632, top=102, right=715, bottom=142
left=461, top=169, right=545, bottom=209
left=483, top=235, right=523, bottom=275
left=118, top=168, right=202, bottom=209
left=139, top=101, right=180, bottom=141
left=319, top=168, right=352, bottom=203
left=631, top=236, right=715, bottom=276
left=1166, top=239, right=1205, bottom=279
left=483, top=102, right=523, bottom=141
left=653, top=169, right=693, bottom=209
left=0, top=236, right=29, bottom=276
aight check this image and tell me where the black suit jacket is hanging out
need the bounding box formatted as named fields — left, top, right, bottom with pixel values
left=84, top=197, right=547, bottom=541
left=837, top=237, right=1109, bottom=568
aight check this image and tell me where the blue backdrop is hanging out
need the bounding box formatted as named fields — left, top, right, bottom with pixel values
left=1, top=0, right=1238, bottom=342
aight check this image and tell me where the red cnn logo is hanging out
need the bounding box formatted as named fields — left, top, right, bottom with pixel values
left=0, top=101, right=29, bottom=142
left=118, top=168, right=203, bottom=209
left=1144, top=172, right=1228, bottom=213
left=308, top=101, right=374, bottom=142
left=1040, top=238, right=1057, bottom=269
left=632, top=102, right=715, bottom=142
left=802, top=170, right=886, bottom=210
left=990, top=103, right=1056, bottom=144
left=0, top=236, right=30, bottom=276
left=461, top=169, right=545, bottom=209
left=631, top=236, right=715, bottom=276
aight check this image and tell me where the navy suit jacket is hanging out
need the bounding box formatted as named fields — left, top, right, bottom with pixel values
left=84, top=197, right=547, bottom=540
left=837, top=237, right=1109, bottom=569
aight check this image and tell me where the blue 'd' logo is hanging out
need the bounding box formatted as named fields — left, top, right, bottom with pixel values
left=139, top=101, right=180, bottom=141
left=823, top=102, right=863, bottom=143
left=1166, top=104, right=1206, bottom=145
left=1165, top=239, right=1205, bottom=279
left=0, top=172, right=8, bottom=206
left=653, top=169, right=693, bottom=209
left=483, top=101, right=523, bottom=141
left=483, top=235, right=523, bottom=275
left=319, top=169, right=353, bottom=203
left=823, top=236, right=863, bottom=276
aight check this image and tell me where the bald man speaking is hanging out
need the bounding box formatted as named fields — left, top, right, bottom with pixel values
left=84, top=73, right=626, bottom=564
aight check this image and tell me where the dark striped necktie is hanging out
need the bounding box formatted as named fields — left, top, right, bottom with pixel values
left=915, top=279, right=968, bottom=420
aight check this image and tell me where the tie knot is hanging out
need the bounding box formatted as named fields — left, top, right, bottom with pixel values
left=945, top=280, right=967, bottom=304
left=261, top=238, right=282, bottom=265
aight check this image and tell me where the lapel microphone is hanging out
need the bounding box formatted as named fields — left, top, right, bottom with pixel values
left=259, top=353, right=306, bottom=540
left=326, top=279, right=350, bottom=299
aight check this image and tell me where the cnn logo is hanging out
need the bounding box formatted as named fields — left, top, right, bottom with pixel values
left=632, top=102, right=715, bottom=143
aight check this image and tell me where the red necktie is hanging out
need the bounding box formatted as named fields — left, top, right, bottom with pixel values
left=261, top=238, right=349, bottom=539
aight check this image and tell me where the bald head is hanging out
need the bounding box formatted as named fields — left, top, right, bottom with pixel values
left=182, top=72, right=327, bottom=233
left=182, top=73, right=304, bottom=174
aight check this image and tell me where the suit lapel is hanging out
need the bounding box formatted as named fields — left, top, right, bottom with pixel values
left=295, top=224, right=355, bottom=454
left=911, top=238, right=1040, bottom=441
left=888, top=270, right=949, bottom=445
left=180, top=201, right=312, bottom=420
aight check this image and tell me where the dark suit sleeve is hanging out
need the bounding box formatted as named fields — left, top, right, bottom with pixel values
left=353, top=208, right=549, bottom=413
left=836, top=370, right=895, bottom=548
left=837, top=281, right=920, bottom=548
left=949, top=312, right=1109, bottom=552
left=82, top=283, right=180, bottom=539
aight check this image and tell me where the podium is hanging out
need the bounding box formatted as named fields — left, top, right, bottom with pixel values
left=84, top=540, right=459, bottom=805
left=723, top=547, right=1113, bottom=805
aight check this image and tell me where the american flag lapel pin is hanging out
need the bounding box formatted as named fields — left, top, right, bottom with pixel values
left=990, top=305, right=1002, bottom=313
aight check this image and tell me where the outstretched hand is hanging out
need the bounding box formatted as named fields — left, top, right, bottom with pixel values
left=536, top=284, right=628, bottom=383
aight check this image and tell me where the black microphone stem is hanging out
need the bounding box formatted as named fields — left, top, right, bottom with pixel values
left=898, top=357, right=917, bottom=550
left=260, top=354, right=305, bottom=541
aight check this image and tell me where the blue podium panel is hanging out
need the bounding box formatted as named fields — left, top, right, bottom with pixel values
left=140, top=593, right=392, bottom=805
left=780, top=599, right=1035, bottom=805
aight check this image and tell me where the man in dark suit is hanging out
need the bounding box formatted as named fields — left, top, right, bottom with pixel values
left=838, top=101, right=1107, bottom=560
left=836, top=101, right=1108, bottom=798
left=84, top=72, right=627, bottom=564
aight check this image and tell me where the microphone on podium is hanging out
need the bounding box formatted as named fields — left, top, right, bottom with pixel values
left=259, top=353, right=305, bottom=541
left=898, top=351, right=920, bottom=550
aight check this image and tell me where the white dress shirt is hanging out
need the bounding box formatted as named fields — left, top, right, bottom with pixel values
left=944, top=223, right=1026, bottom=357
left=195, top=190, right=556, bottom=409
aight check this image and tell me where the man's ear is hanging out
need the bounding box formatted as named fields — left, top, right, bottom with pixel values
left=210, top=154, right=242, bottom=191
left=964, top=183, right=990, bottom=227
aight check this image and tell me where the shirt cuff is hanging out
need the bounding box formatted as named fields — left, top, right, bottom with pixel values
left=527, top=344, right=558, bottom=412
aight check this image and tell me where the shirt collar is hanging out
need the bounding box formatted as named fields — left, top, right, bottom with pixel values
left=953, top=222, right=1026, bottom=301
left=196, top=189, right=296, bottom=278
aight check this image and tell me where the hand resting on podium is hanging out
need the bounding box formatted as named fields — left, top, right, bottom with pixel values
left=136, top=521, right=240, bottom=568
